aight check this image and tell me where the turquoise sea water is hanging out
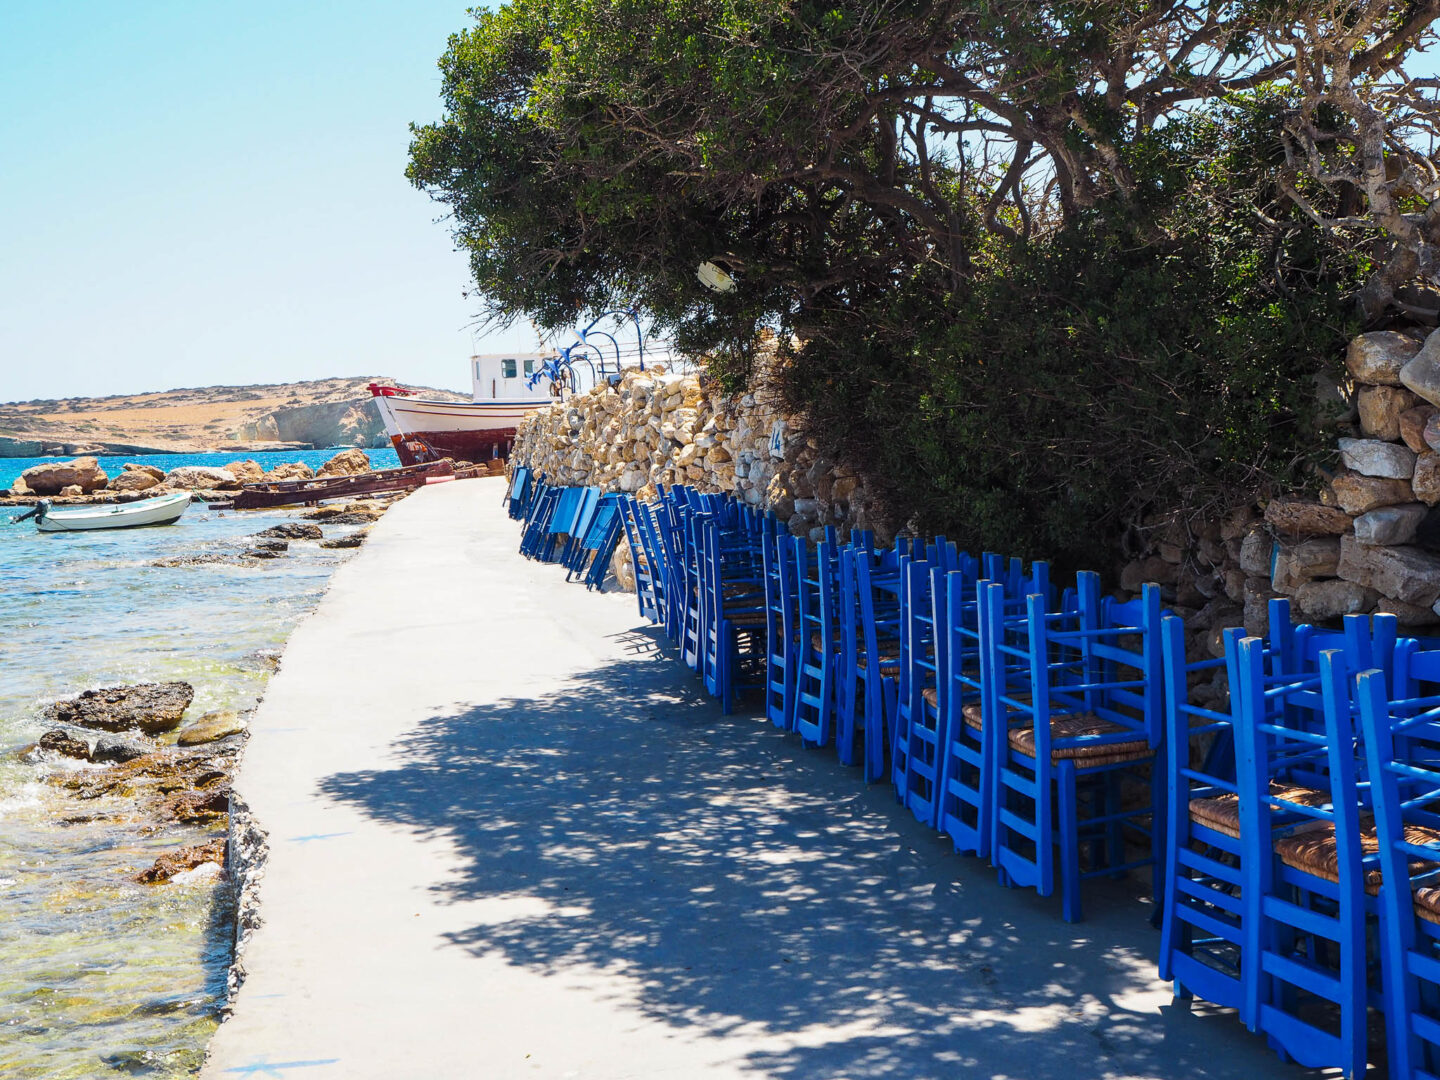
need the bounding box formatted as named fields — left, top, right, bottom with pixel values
left=0, top=447, right=401, bottom=491
left=0, top=498, right=370, bottom=1076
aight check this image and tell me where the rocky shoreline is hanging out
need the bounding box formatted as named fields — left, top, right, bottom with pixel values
left=10, top=486, right=401, bottom=1006
left=1, top=447, right=379, bottom=507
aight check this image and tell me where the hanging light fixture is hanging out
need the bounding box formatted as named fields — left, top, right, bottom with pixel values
left=696, top=261, right=736, bottom=293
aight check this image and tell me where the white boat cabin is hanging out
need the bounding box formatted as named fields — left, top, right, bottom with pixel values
left=470, top=353, right=561, bottom=403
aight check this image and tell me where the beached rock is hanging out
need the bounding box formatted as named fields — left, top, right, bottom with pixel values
left=227, top=459, right=265, bottom=484
left=243, top=548, right=286, bottom=560
left=252, top=539, right=288, bottom=552
left=161, top=786, right=231, bottom=824
left=177, top=711, right=246, bottom=746
left=255, top=522, right=322, bottom=540
left=125, top=463, right=165, bottom=481
left=9, top=475, right=31, bottom=496
left=58, top=484, right=83, bottom=497
left=1348, top=330, right=1421, bottom=385
left=111, top=466, right=161, bottom=492
left=1263, top=499, right=1352, bottom=536
left=20, top=457, right=108, bottom=495
left=165, top=465, right=240, bottom=490
left=320, top=531, right=367, bottom=549
left=135, top=837, right=227, bottom=885
left=264, top=461, right=314, bottom=482
left=316, top=448, right=371, bottom=477
left=90, top=735, right=152, bottom=764
left=303, top=500, right=384, bottom=521
left=37, top=730, right=90, bottom=760
left=43, top=682, right=194, bottom=735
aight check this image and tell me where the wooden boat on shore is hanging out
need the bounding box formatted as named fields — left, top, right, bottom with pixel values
left=25, top=490, right=192, bottom=532
left=228, top=460, right=464, bottom=509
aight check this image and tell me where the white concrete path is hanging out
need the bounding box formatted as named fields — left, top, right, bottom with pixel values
left=201, top=478, right=1317, bottom=1080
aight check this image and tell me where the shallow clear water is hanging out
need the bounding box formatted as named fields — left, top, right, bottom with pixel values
left=0, top=447, right=401, bottom=491
left=0, top=501, right=365, bottom=1076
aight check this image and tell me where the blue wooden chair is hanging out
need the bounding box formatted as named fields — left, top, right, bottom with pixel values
left=793, top=531, right=840, bottom=747
left=518, top=483, right=559, bottom=559
left=986, top=573, right=1163, bottom=922
left=890, top=555, right=935, bottom=802
left=846, top=543, right=903, bottom=783
left=570, top=495, right=624, bottom=589
left=1357, top=661, right=1440, bottom=1080
left=506, top=466, right=531, bottom=519
left=538, top=486, right=584, bottom=563
left=618, top=497, right=661, bottom=622
left=1232, top=639, right=1371, bottom=1077
left=698, top=510, right=768, bottom=712
left=762, top=518, right=800, bottom=732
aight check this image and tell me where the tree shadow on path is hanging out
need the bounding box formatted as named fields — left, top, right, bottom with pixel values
left=320, top=628, right=1317, bottom=1080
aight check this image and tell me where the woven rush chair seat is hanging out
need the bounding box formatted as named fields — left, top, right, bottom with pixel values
left=1415, top=885, right=1440, bottom=925
left=1272, top=820, right=1440, bottom=893
left=810, top=630, right=842, bottom=652
left=1189, top=782, right=1329, bottom=841
left=857, top=651, right=901, bottom=676
left=957, top=697, right=1034, bottom=731
left=1010, top=712, right=1152, bottom=766
left=729, top=610, right=768, bottom=628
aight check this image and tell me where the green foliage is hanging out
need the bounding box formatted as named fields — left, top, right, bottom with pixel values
left=409, top=2, right=1377, bottom=569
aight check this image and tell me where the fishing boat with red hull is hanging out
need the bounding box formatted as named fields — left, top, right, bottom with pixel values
left=370, top=353, right=558, bottom=467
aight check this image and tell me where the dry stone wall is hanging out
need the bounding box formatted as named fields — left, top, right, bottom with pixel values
left=1119, top=326, right=1440, bottom=654
left=511, top=365, right=880, bottom=544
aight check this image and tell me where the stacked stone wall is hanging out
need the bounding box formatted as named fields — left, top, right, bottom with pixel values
left=511, top=365, right=880, bottom=544
left=1118, top=327, right=1440, bottom=664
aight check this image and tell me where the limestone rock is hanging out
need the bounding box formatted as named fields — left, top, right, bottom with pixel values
left=1239, top=528, right=1273, bottom=576
left=165, top=465, right=240, bottom=490
left=90, top=734, right=152, bottom=764
left=1400, top=331, right=1440, bottom=407
left=1374, top=596, right=1440, bottom=627
left=1348, top=330, right=1420, bottom=385
left=1400, top=406, right=1439, bottom=452
left=135, top=837, right=227, bottom=885
left=1338, top=438, right=1417, bottom=480
left=1412, top=453, right=1440, bottom=506
left=255, top=522, right=323, bottom=541
left=20, top=457, right=108, bottom=495
left=37, top=730, right=90, bottom=760
left=316, top=448, right=372, bottom=477
left=1271, top=538, right=1341, bottom=593
left=44, top=682, right=194, bottom=735
left=58, top=484, right=83, bottom=497
left=265, top=462, right=314, bottom=482
left=320, top=531, right=367, bottom=549
left=111, top=467, right=161, bottom=492
left=1330, top=473, right=1415, bottom=514
left=1336, top=535, right=1440, bottom=607
left=1353, top=503, right=1428, bottom=546
left=227, top=459, right=265, bottom=484
left=1295, top=580, right=1379, bottom=621
left=1358, top=385, right=1418, bottom=441
left=303, top=501, right=385, bottom=522
left=1263, top=499, right=1351, bottom=536
left=10, top=476, right=32, bottom=496
left=177, top=711, right=247, bottom=746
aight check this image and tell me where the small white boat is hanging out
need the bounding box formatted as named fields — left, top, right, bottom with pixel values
left=28, top=491, right=192, bottom=532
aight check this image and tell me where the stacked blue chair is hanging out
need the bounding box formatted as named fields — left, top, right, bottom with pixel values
left=762, top=518, right=800, bottom=732
left=506, top=466, right=532, bottom=520
left=792, top=531, right=841, bottom=746
left=568, top=494, right=625, bottom=589
left=697, top=510, right=768, bottom=712
left=839, top=540, right=904, bottom=782
left=1358, top=655, right=1440, bottom=1080
left=519, top=483, right=559, bottom=559
left=1229, top=638, right=1371, bottom=1077
left=619, top=498, right=661, bottom=622
left=985, top=573, right=1163, bottom=922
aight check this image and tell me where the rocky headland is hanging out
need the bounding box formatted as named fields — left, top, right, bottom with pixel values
left=0, top=376, right=466, bottom=458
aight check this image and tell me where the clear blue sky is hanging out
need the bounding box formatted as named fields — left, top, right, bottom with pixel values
left=0, top=1, right=539, bottom=401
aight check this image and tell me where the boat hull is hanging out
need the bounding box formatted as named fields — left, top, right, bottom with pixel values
left=371, top=395, right=547, bottom=467
left=36, top=492, right=192, bottom=532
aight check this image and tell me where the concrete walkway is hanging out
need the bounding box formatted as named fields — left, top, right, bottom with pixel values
left=202, top=478, right=1317, bottom=1080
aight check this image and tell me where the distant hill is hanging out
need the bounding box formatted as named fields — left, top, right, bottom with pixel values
left=0, top=377, right=468, bottom=457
